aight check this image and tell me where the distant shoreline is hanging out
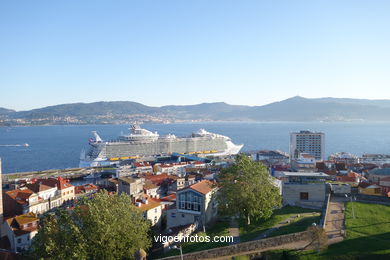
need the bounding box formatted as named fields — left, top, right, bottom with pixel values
left=2, top=119, right=388, bottom=128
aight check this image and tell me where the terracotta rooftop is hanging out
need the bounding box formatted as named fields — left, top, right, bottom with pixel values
left=137, top=198, right=161, bottom=211
left=134, top=162, right=151, bottom=167
left=187, top=180, right=214, bottom=195
left=36, top=177, right=73, bottom=190
left=6, top=212, right=39, bottom=237
left=144, top=173, right=178, bottom=185
left=119, top=176, right=137, bottom=184
left=107, top=178, right=119, bottom=184
left=144, top=180, right=158, bottom=190
left=14, top=212, right=38, bottom=226
left=161, top=193, right=176, bottom=202
left=26, top=183, right=54, bottom=193
left=6, top=189, right=35, bottom=205
left=75, top=184, right=98, bottom=194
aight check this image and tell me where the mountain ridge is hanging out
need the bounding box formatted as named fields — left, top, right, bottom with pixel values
left=2, top=96, right=390, bottom=125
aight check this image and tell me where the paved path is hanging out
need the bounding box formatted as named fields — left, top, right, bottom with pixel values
left=324, top=196, right=345, bottom=244
left=228, top=217, right=240, bottom=244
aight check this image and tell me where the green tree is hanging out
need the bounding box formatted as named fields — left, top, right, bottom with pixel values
left=217, top=154, right=281, bottom=225
left=29, top=191, right=151, bottom=260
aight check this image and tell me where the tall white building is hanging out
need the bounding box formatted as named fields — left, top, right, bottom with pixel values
left=290, top=130, right=325, bottom=161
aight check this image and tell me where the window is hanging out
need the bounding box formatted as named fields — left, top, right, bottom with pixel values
left=171, top=212, right=176, bottom=218
left=181, top=214, right=185, bottom=218
left=17, top=238, right=22, bottom=244
left=300, top=192, right=309, bottom=200
left=154, top=208, right=158, bottom=213
left=154, top=216, right=157, bottom=224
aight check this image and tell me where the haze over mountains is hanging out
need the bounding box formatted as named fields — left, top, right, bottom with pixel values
left=2, top=96, right=390, bottom=126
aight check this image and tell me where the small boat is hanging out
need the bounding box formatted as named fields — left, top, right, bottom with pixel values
left=83, top=172, right=102, bottom=179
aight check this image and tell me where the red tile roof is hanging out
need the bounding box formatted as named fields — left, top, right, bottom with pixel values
left=6, top=189, right=35, bottom=205
left=143, top=173, right=178, bottom=185
left=161, top=193, right=176, bottom=202
left=6, top=212, right=39, bottom=237
left=75, top=184, right=98, bottom=194
left=26, top=183, right=54, bottom=193
left=187, top=180, right=215, bottom=195
left=336, top=176, right=358, bottom=183
left=37, top=177, right=74, bottom=190
left=137, top=198, right=162, bottom=211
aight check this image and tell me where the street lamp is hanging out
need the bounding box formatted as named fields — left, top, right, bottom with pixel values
left=345, top=194, right=356, bottom=219
left=170, top=245, right=183, bottom=260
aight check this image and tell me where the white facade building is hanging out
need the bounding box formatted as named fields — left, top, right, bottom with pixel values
left=290, top=130, right=325, bottom=161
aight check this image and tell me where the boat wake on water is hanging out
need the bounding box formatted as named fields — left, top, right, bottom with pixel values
left=0, top=143, right=30, bottom=147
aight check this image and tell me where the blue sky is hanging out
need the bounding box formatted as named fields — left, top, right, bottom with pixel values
left=1, top=0, right=390, bottom=110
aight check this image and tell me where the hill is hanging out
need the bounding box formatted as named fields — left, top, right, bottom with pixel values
left=2, top=96, right=390, bottom=125
left=0, top=107, right=15, bottom=115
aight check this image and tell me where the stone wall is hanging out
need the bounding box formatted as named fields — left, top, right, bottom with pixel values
left=282, top=183, right=326, bottom=209
left=356, top=194, right=390, bottom=203
left=157, top=231, right=310, bottom=260
left=319, top=193, right=331, bottom=228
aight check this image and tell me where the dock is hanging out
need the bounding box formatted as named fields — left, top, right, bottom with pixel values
left=2, top=167, right=114, bottom=185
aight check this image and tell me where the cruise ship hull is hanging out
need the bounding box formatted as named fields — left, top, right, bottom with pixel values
left=79, top=126, right=243, bottom=167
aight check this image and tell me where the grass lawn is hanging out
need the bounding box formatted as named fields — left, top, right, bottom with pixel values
left=163, top=219, right=230, bottom=257
left=282, top=202, right=390, bottom=260
left=269, top=215, right=321, bottom=238
left=239, top=206, right=321, bottom=242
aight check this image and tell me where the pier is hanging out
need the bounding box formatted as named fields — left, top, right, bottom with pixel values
left=1, top=167, right=113, bottom=185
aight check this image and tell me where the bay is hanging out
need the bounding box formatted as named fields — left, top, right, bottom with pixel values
left=0, top=122, right=389, bottom=174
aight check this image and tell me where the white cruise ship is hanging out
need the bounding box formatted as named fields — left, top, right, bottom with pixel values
left=79, top=124, right=243, bottom=167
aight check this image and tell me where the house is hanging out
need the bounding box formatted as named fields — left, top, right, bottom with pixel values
left=75, top=184, right=99, bottom=197
left=136, top=197, right=163, bottom=229
left=25, top=182, right=62, bottom=209
left=379, top=176, right=390, bottom=187
left=252, top=150, right=289, bottom=165
left=336, top=172, right=361, bottom=185
left=4, top=212, right=38, bottom=252
left=291, top=153, right=317, bottom=172
left=168, top=175, right=197, bottom=193
left=153, top=162, right=189, bottom=176
left=118, top=176, right=144, bottom=200
left=358, top=183, right=382, bottom=196
left=25, top=183, right=57, bottom=200
left=143, top=180, right=159, bottom=198
left=166, top=180, right=218, bottom=230
left=101, top=178, right=119, bottom=192
left=133, top=162, right=153, bottom=173
left=38, top=177, right=75, bottom=205
left=3, top=188, right=49, bottom=216
left=367, top=168, right=390, bottom=184
left=281, top=172, right=329, bottom=209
